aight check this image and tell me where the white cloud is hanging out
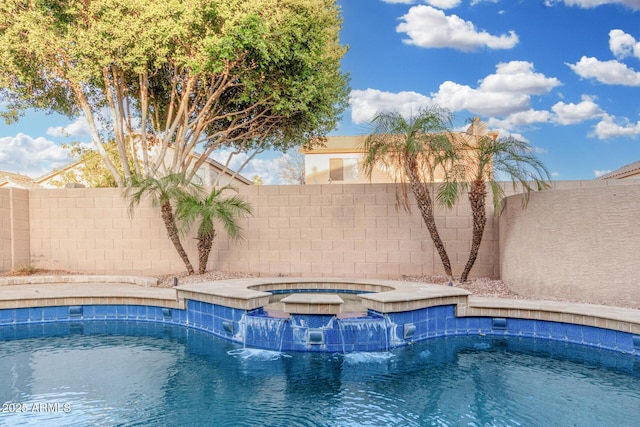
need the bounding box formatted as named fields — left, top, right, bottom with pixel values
left=592, top=113, right=640, bottom=139
left=351, top=61, right=560, bottom=123
left=433, top=61, right=560, bottom=116
left=210, top=149, right=250, bottom=174
left=426, top=0, right=462, bottom=8
left=46, top=117, right=92, bottom=138
left=0, top=133, right=72, bottom=178
left=560, top=0, right=640, bottom=10
left=432, top=81, right=531, bottom=116
left=480, top=61, right=561, bottom=95
left=488, top=109, right=552, bottom=130
left=594, top=169, right=612, bottom=177
left=551, top=95, right=604, bottom=125
left=568, top=56, right=640, bottom=86
left=243, top=157, right=283, bottom=185
left=471, top=0, right=500, bottom=5
left=210, top=149, right=282, bottom=185
left=396, top=5, right=518, bottom=51
left=381, top=0, right=462, bottom=5
left=349, top=88, right=434, bottom=124
left=609, top=29, right=640, bottom=59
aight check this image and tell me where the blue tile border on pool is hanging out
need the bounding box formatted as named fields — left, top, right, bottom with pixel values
left=0, top=302, right=638, bottom=356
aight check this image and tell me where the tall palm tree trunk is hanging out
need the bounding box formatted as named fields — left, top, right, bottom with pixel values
left=406, top=159, right=453, bottom=277
left=461, top=180, right=486, bottom=282
left=197, top=229, right=215, bottom=274
left=161, top=201, right=195, bottom=275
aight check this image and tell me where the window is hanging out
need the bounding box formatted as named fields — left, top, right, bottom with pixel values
left=329, top=158, right=359, bottom=182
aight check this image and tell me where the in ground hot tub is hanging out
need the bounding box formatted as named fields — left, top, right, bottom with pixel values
left=175, top=277, right=471, bottom=352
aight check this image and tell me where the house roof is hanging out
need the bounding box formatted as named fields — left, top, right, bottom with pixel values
left=195, top=153, right=252, bottom=185
left=37, top=154, right=252, bottom=187
left=301, top=135, right=369, bottom=154
left=597, top=160, right=640, bottom=180
left=0, top=171, right=41, bottom=189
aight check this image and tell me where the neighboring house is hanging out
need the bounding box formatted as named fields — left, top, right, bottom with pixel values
left=33, top=148, right=252, bottom=188
left=597, top=161, right=640, bottom=180
left=161, top=148, right=252, bottom=187
left=0, top=171, right=42, bottom=189
left=302, top=120, right=492, bottom=184
left=301, top=135, right=381, bottom=184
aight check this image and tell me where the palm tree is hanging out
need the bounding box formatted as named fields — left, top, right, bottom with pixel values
left=438, top=118, right=551, bottom=282
left=175, top=186, right=252, bottom=274
left=126, top=173, right=197, bottom=275
left=363, top=106, right=456, bottom=277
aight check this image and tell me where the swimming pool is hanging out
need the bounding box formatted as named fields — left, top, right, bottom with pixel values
left=1, top=321, right=639, bottom=426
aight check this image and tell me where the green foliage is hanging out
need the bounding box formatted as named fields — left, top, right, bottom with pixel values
left=363, top=107, right=456, bottom=277
left=125, top=173, right=197, bottom=217
left=436, top=119, right=552, bottom=212
left=0, top=0, right=349, bottom=186
left=176, top=186, right=252, bottom=242
left=175, top=185, right=252, bottom=273
left=125, top=172, right=200, bottom=274
left=363, top=106, right=456, bottom=210
left=435, top=117, right=551, bottom=282
left=15, top=263, right=37, bottom=275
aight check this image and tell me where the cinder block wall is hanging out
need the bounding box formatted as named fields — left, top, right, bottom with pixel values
left=28, top=188, right=191, bottom=274
left=0, top=189, right=11, bottom=270
left=0, top=188, right=30, bottom=270
left=22, top=184, right=499, bottom=278
left=211, top=184, right=499, bottom=279
left=499, top=180, right=640, bottom=307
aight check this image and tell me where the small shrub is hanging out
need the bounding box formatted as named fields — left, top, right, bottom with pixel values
left=15, top=263, right=38, bottom=275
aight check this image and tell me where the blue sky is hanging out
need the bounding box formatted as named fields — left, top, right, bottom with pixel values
left=2, top=0, right=640, bottom=183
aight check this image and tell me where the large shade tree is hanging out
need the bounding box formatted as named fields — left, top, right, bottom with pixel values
left=0, top=0, right=349, bottom=186
left=363, top=107, right=456, bottom=277
left=438, top=118, right=551, bottom=282
left=0, top=0, right=348, bottom=274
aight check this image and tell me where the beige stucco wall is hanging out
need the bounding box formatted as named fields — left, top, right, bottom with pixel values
left=19, top=184, right=498, bottom=279
left=499, top=180, right=640, bottom=308
left=304, top=152, right=395, bottom=184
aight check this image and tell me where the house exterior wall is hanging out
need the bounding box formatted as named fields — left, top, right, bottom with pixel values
left=304, top=152, right=397, bottom=184
left=499, top=180, right=640, bottom=308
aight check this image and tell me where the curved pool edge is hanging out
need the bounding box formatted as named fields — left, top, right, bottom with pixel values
left=0, top=276, right=639, bottom=354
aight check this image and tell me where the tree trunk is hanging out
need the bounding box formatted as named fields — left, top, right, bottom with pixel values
left=460, top=180, right=486, bottom=282
left=406, top=158, right=453, bottom=277
left=197, top=229, right=215, bottom=275
left=160, top=201, right=195, bottom=275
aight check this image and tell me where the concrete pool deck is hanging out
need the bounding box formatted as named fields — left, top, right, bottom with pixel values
left=0, top=276, right=639, bottom=335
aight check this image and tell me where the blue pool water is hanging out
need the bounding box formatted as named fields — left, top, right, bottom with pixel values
left=1, top=321, right=639, bottom=426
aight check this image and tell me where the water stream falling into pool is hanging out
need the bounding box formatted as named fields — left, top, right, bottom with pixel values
left=237, top=313, right=288, bottom=352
